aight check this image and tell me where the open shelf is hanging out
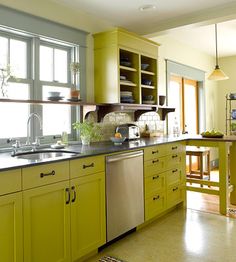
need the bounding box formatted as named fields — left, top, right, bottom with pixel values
left=141, top=70, right=155, bottom=76
left=119, top=65, right=137, bottom=72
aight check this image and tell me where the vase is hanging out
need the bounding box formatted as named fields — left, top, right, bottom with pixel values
left=81, top=136, right=90, bottom=145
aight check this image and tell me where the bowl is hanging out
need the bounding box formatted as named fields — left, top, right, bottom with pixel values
left=142, top=95, right=153, bottom=101
left=110, top=137, right=126, bottom=145
left=141, top=63, right=149, bottom=70
left=142, top=79, right=152, bottom=86
left=48, top=91, right=61, bottom=97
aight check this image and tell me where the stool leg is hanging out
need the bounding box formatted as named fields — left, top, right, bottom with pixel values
left=200, top=155, right=203, bottom=187
left=207, top=152, right=210, bottom=181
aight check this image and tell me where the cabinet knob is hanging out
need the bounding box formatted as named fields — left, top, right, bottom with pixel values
left=152, top=150, right=159, bottom=154
left=152, top=175, right=159, bottom=180
left=172, top=146, right=178, bottom=150
left=172, top=187, right=178, bottom=192
left=172, top=169, right=178, bottom=173
left=152, top=159, right=159, bottom=164
left=172, top=154, right=178, bottom=159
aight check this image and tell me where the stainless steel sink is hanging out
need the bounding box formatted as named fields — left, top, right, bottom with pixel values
left=13, top=150, right=79, bottom=161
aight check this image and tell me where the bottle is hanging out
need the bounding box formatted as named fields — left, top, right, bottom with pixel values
left=173, top=117, right=179, bottom=137
left=61, top=131, right=68, bottom=145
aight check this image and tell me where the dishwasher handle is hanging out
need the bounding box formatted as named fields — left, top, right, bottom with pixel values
left=106, top=150, right=143, bottom=163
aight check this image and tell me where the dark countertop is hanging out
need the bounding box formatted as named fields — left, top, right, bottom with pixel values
left=0, top=136, right=187, bottom=171
left=1, top=134, right=235, bottom=171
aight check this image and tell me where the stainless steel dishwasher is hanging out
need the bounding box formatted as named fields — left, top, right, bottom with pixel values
left=106, top=150, right=144, bottom=242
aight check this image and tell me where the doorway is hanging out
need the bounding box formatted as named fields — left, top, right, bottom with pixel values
left=168, top=75, right=199, bottom=135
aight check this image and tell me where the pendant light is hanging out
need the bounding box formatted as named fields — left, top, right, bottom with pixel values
left=208, top=24, right=229, bottom=81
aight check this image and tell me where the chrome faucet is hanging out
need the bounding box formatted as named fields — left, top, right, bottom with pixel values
left=26, top=113, right=42, bottom=146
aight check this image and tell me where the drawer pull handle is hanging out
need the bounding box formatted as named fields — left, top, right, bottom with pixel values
left=172, top=155, right=178, bottom=158
left=40, top=170, right=55, bottom=178
left=71, top=186, right=76, bottom=203
left=153, top=195, right=160, bottom=200
left=172, top=169, right=178, bottom=173
left=153, top=175, right=159, bottom=180
left=172, top=146, right=178, bottom=150
left=152, top=159, right=159, bottom=164
left=152, top=150, right=159, bottom=154
left=65, top=188, right=70, bottom=204
left=83, top=163, right=94, bottom=169
left=173, top=187, right=178, bottom=192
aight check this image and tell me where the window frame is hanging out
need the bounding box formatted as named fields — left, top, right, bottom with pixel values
left=0, top=28, right=79, bottom=148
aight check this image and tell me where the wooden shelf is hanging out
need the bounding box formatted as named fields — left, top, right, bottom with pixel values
left=141, top=70, right=155, bottom=76
left=0, top=98, right=175, bottom=122
left=119, top=65, right=137, bottom=72
left=141, top=85, right=156, bottom=89
left=120, top=81, right=137, bottom=87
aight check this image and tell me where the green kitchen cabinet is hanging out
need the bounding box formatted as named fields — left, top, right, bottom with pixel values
left=0, top=192, right=23, bottom=262
left=23, top=180, right=71, bottom=262
left=70, top=172, right=106, bottom=261
left=93, top=28, right=159, bottom=104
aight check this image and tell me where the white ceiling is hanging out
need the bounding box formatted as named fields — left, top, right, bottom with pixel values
left=51, top=0, right=236, bottom=57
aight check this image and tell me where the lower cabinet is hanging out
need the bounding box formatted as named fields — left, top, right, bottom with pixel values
left=0, top=192, right=23, bottom=262
left=70, top=172, right=106, bottom=261
left=23, top=181, right=71, bottom=262
left=144, top=142, right=186, bottom=221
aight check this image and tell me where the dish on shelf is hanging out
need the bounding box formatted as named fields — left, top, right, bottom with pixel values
left=141, top=63, right=149, bottom=70
left=47, top=96, right=64, bottom=101
left=120, top=61, right=132, bottom=67
left=142, top=95, right=153, bottom=101
left=48, top=91, right=61, bottom=97
left=121, top=91, right=132, bottom=96
left=143, top=100, right=155, bottom=105
left=120, top=99, right=135, bottom=103
left=141, top=79, right=152, bottom=86
left=120, top=80, right=134, bottom=84
left=120, top=75, right=127, bottom=80
left=67, top=98, right=82, bottom=102
left=230, top=93, right=236, bottom=99
left=201, top=134, right=224, bottom=138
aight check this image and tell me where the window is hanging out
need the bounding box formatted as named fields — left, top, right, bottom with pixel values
left=0, top=29, right=79, bottom=146
left=0, top=33, right=30, bottom=141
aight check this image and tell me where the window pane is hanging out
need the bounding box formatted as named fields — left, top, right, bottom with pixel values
left=10, top=39, right=27, bottom=78
left=184, top=83, right=197, bottom=134
left=42, top=86, right=71, bottom=136
left=40, top=45, right=53, bottom=81
left=168, top=80, right=182, bottom=134
left=0, top=36, right=8, bottom=68
left=0, top=83, right=29, bottom=138
left=55, top=49, right=68, bottom=83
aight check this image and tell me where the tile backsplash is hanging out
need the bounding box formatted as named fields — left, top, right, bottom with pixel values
left=95, top=111, right=165, bottom=141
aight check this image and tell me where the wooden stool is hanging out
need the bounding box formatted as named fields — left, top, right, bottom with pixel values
left=186, top=146, right=211, bottom=185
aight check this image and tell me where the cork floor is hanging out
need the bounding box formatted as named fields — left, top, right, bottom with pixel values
left=85, top=207, right=236, bottom=262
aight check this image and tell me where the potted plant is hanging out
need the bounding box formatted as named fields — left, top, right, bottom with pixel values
left=72, top=120, right=102, bottom=145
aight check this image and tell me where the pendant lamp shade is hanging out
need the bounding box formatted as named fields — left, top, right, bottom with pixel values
left=208, top=24, right=229, bottom=81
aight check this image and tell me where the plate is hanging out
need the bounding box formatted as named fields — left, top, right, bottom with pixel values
left=201, top=134, right=224, bottom=138
left=143, top=100, right=155, bottom=105
left=48, top=96, right=64, bottom=101
left=67, top=98, right=82, bottom=102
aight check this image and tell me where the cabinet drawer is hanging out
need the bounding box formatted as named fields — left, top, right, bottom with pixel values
left=144, top=145, right=166, bottom=161
left=144, top=157, right=165, bottom=176
left=166, top=183, right=185, bottom=209
left=0, top=169, right=21, bottom=195
left=145, top=173, right=165, bottom=198
left=165, top=142, right=184, bottom=155
left=70, top=155, right=105, bottom=178
left=165, top=153, right=183, bottom=170
left=145, top=192, right=165, bottom=221
left=22, top=161, right=69, bottom=190
left=165, top=168, right=183, bottom=187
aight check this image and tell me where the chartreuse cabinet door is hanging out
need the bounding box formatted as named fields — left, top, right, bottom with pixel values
left=70, top=172, right=106, bottom=261
left=23, top=181, right=71, bottom=262
left=0, top=192, right=23, bottom=262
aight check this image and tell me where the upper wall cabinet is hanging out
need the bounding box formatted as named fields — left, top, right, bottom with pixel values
left=93, top=28, right=160, bottom=105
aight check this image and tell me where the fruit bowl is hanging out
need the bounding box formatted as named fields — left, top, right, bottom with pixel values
left=201, top=131, right=224, bottom=138
left=110, top=137, right=126, bottom=145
